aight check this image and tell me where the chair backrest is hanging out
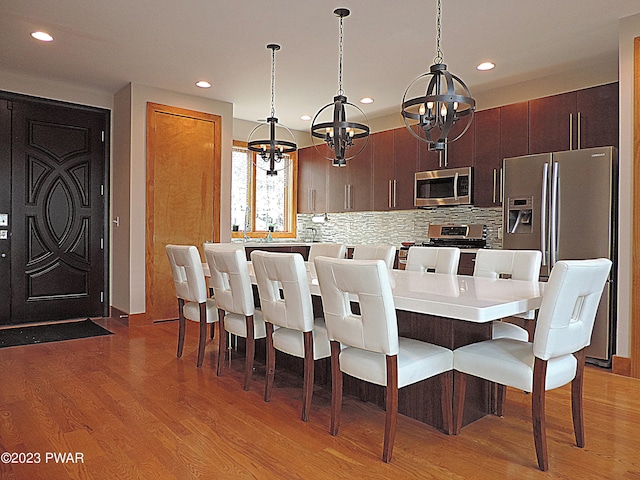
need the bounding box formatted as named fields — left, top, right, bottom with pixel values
left=308, top=243, right=346, bottom=262
left=352, top=244, right=396, bottom=269
left=473, top=249, right=542, bottom=281
left=203, top=244, right=254, bottom=315
left=251, top=250, right=314, bottom=332
left=314, top=256, right=398, bottom=356
left=165, top=245, right=208, bottom=303
left=533, top=259, right=611, bottom=360
left=405, top=246, right=461, bottom=274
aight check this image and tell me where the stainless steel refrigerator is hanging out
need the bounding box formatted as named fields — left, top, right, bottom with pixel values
left=502, top=146, right=618, bottom=366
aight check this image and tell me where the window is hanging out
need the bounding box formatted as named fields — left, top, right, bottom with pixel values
left=231, top=142, right=297, bottom=239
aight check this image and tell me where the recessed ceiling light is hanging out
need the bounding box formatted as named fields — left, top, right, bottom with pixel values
left=360, top=97, right=374, bottom=104
left=31, top=31, right=54, bottom=42
left=195, top=80, right=211, bottom=88
left=476, top=62, right=495, bottom=71
left=300, top=115, right=312, bottom=121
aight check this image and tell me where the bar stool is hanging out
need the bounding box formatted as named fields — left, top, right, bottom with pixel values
left=314, top=256, right=453, bottom=463
left=204, top=244, right=266, bottom=391
left=251, top=250, right=331, bottom=421
left=405, top=246, right=461, bottom=274
left=165, top=245, right=218, bottom=368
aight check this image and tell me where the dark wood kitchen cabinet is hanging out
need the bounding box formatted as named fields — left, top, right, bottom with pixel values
left=529, top=82, right=618, bottom=154
left=446, top=117, right=475, bottom=168
left=326, top=138, right=372, bottom=212
left=297, top=145, right=328, bottom=214
left=372, top=128, right=419, bottom=211
left=500, top=101, right=529, bottom=160
left=473, top=108, right=502, bottom=207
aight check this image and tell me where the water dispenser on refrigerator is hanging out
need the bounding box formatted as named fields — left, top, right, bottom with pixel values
left=507, top=196, right=533, bottom=234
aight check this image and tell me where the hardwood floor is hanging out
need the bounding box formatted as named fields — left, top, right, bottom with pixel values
left=1, top=318, right=639, bottom=479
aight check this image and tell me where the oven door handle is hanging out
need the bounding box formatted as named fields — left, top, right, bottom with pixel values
left=453, top=172, right=459, bottom=199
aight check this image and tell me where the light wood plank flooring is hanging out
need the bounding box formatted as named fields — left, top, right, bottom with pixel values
left=1, top=318, right=639, bottom=479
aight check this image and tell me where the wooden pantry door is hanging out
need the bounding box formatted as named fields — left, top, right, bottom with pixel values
left=145, top=103, right=221, bottom=322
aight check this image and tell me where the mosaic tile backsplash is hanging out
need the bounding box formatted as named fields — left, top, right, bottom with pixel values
left=296, top=207, right=503, bottom=248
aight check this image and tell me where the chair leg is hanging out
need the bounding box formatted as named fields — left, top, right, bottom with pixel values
left=572, top=348, right=587, bottom=448
left=196, top=302, right=207, bottom=368
left=330, top=341, right=342, bottom=436
left=176, top=298, right=186, bottom=359
left=440, top=370, right=453, bottom=435
left=383, top=355, right=398, bottom=463
left=452, top=370, right=467, bottom=435
left=264, top=323, right=275, bottom=402
left=532, top=357, right=549, bottom=471
left=301, top=331, right=314, bottom=422
left=243, top=315, right=255, bottom=391
left=216, top=310, right=226, bottom=376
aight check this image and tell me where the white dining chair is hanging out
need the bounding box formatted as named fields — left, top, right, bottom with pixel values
left=405, top=246, right=461, bottom=274
left=314, top=256, right=453, bottom=463
left=251, top=250, right=331, bottom=421
left=352, top=244, right=396, bottom=269
left=165, top=245, right=218, bottom=368
left=473, top=249, right=542, bottom=342
left=203, top=244, right=266, bottom=391
left=307, top=243, right=346, bottom=262
left=453, top=258, right=612, bottom=471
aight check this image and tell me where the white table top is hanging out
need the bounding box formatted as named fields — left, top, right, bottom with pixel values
left=205, top=262, right=543, bottom=324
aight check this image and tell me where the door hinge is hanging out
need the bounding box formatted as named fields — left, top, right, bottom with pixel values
left=101, top=130, right=105, bottom=142
left=100, top=291, right=104, bottom=303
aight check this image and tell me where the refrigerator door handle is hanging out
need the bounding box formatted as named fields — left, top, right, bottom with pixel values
left=541, top=163, right=549, bottom=266
left=550, top=161, right=559, bottom=266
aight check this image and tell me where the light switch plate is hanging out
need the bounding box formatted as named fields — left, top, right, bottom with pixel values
left=0, top=230, right=7, bottom=240
left=0, top=214, right=7, bottom=226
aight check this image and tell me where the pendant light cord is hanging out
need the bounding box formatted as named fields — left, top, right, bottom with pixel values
left=434, top=0, right=443, bottom=64
left=338, top=14, right=344, bottom=96
left=270, top=46, right=276, bottom=117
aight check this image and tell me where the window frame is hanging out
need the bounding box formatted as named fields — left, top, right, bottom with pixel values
left=231, top=140, right=298, bottom=240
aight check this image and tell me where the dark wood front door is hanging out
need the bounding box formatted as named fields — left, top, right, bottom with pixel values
left=0, top=93, right=109, bottom=325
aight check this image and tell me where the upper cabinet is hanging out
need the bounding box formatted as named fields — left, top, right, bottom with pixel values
left=326, top=138, right=373, bottom=212
left=529, top=82, right=618, bottom=154
left=297, top=145, right=327, bottom=214
left=372, top=128, right=418, bottom=211
left=473, top=108, right=501, bottom=207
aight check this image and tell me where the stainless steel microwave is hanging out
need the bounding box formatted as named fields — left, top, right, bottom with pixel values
left=414, top=166, right=472, bottom=207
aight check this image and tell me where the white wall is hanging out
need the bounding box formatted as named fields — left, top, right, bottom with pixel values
left=113, top=83, right=234, bottom=315
left=616, top=13, right=640, bottom=358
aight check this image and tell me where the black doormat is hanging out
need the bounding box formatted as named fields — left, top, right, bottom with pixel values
left=0, top=319, right=113, bottom=348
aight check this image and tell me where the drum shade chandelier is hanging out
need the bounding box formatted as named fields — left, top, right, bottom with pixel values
left=401, top=0, right=475, bottom=151
left=311, top=8, right=369, bottom=167
left=248, top=44, right=297, bottom=176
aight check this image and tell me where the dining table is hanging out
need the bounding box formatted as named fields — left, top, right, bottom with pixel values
left=207, top=259, right=544, bottom=431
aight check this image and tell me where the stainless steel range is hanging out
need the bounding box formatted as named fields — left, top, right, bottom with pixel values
left=423, top=224, right=487, bottom=249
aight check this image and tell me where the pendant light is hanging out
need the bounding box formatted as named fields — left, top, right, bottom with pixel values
left=311, top=8, right=369, bottom=167
left=248, top=44, right=297, bottom=176
left=401, top=0, right=475, bottom=151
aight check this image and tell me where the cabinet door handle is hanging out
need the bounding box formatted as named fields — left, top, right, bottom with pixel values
left=569, top=113, right=573, bottom=150
left=438, top=151, right=442, bottom=168
left=577, top=111, right=581, bottom=150
left=348, top=184, right=352, bottom=210
left=312, top=188, right=316, bottom=212
left=393, top=179, right=397, bottom=208
left=308, top=188, right=312, bottom=212
left=499, top=167, right=504, bottom=204
left=388, top=180, right=393, bottom=209
left=493, top=169, right=497, bottom=204
left=344, top=185, right=348, bottom=210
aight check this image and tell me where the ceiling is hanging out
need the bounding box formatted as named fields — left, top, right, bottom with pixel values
left=2, top=0, right=640, bottom=132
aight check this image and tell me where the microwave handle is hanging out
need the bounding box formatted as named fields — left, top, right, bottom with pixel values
left=453, top=172, right=459, bottom=199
